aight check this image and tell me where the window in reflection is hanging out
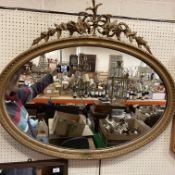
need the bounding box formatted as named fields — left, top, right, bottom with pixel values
left=5, top=46, right=166, bottom=149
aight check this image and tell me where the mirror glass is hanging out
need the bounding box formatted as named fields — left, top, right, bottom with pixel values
left=0, top=166, right=64, bottom=175
left=4, top=46, right=166, bottom=149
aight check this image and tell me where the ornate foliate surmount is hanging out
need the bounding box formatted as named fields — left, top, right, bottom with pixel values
left=32, top=0, right=152, bottom=54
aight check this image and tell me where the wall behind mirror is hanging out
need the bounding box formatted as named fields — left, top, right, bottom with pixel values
left=0, top=6, right=175, bottom=175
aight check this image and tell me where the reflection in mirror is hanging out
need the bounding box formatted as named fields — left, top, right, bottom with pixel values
left=4, top=46, right=166, bottom=149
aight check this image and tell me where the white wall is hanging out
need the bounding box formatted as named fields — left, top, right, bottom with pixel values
left=0, top=0, right=175, bottom=20
left=43, top=47, right=150, bottom=77
left=78, top=46, right=141, bottom=73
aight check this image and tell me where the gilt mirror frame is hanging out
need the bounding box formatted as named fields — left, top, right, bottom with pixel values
left=0, top=0, right=175, bottom=159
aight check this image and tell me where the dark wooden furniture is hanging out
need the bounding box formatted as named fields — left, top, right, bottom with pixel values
left=0, top=159, right=68, bottom=175
left=171, top=115, right=175, bottom=153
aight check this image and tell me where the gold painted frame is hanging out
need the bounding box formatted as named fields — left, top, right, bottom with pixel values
left=0, top=36, right=175, bottom=159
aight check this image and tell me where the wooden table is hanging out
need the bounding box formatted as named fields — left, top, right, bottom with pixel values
left=31, top=96, right=99, bottom=105
left=30, top=95, right=166, bottom=106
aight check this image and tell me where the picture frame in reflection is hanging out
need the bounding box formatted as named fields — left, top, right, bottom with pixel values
left=0, top=159, right=68, bottom=175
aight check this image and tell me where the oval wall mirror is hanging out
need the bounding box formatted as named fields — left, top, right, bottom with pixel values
left=0, top=0, right=175, bottom=159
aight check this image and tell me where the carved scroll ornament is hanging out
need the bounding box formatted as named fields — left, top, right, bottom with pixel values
left=32, top=0, right=152, bottom=54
